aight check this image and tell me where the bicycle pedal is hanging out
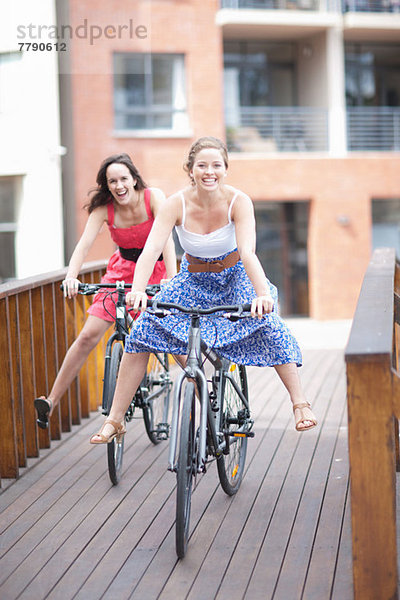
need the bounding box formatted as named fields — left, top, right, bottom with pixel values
left=156, top=423, right=170, bottom=440
left=230, top=431, right=255, bottom=438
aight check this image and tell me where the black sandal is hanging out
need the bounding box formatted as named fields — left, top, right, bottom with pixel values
left=34, top=397, right=53, bottom=429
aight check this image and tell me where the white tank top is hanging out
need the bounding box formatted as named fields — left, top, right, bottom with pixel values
left=175, top=191, right=238, bottom=258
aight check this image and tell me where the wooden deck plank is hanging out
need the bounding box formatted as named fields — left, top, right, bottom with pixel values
left=0, top=422, right=148, bottom=584
left=331, top=491, right=354, bottom=600
left=213, top=350, right=339, bottom=600
left=159, top=364, right=305, bottom=599
left=270, top=360, right=348, bottom=599
left=0, top=346, right=356, bottom=600
left=128, top=364, right=302, bottom=599
left=43, top=454, right=174, bottom=599
left=128, top=351, right=336, bottom=600
left=244, top=353, right=345, bottom=600
left=303, top=392, right=351, bottom=598
left=0, top=414, right=140, bottom=541
left=97, top=365, right=292, bottom=599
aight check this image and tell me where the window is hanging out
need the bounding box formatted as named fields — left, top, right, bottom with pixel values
left=254, top=201, right=309, bottom=316
left=345, top=44, right=400, bottom=107
left=372, top=198, right=400, bottom=258
left=0, top=52, right=22, bottom=114
left=224, top=41, right=296, bottom=113
left=0, top=177, right=19, bottom=282
left=113, top=53, right=188, bottom=133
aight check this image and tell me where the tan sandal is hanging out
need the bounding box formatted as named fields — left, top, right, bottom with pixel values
left=90, top=419, right=126, bottom=444
left=293, top=402, right=317, bottom=432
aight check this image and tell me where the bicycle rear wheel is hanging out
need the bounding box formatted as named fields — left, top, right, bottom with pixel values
left=105, top=341, right=125, bottom=485
left=217, top=362, right=249, bottom=496
left=142, top=352, right=171, bottom=445
left=176, top=381, right=196, bottom=559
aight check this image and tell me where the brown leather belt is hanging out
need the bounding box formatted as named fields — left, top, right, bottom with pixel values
left=185, top=250, right=239, bottom=273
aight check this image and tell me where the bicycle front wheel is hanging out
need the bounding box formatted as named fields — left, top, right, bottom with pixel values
left=105, top=341, right=125, bottom=485
left=176, top=381, right=196, bottom=559
left=217, top=363, right=249, bottom=496
left=142, top=352, right=171, bottom=445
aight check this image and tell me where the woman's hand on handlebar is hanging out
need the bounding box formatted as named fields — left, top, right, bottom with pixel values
left=62, top=277, right=81, bottom=299
left=126, top=289, right=148, bottom=312
left=251, top=294, right=274, bottom=318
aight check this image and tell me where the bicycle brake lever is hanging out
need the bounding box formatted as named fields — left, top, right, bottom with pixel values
left=60, top=283, right=95, bottom=295
left=227, top=313, right=240, bottom=322
left=146, top=284, right=161, bottom=297
left=79, top=285, right=98, bottom=295
left=147, top=307, right=170, bottom=318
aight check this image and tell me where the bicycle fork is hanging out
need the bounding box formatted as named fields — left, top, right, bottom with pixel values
left=168, top=316, right=214, bottom=474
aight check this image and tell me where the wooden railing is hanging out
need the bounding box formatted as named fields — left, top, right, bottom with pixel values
left=0, top=261, right=107, bottom=486
left=345, top=247, right=400, bottom=600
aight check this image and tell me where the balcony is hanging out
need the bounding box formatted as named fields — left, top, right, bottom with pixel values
left=343, top=0, right=400, bottom=11
left=220, top=0, right=336, bottom=9
left=221, top=0, right=398, bottom=10
left=347, top=107, right=400, bottom=151
left=226, top=107, right=329, bottom=152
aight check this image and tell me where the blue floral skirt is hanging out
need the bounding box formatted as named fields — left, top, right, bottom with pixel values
left=125, top=252, right=302, bottom=367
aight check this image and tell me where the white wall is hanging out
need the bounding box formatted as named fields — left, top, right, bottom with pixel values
left=0, top=0, right=64, bottom=279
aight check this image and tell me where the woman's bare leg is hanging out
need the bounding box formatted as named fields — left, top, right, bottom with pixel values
left=43, top=316, right=111, bottom=413
left=274, top=362, right=316, bottom=430
left=90, top=351, right=150, bottom=442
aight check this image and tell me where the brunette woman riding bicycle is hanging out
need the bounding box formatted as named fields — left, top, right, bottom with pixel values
left=34, top=153, right=177, bottom=430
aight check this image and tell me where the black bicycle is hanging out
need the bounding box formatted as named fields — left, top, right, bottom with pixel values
left=77, top=282, right=173, bottom=485
left=146, top=298, right=254, bottom=558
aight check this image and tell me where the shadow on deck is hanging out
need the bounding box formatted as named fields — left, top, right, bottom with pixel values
left=0, top=337, right=352, bottom=599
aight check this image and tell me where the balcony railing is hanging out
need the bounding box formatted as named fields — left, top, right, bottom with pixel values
left=221, top=0, right=398, bottom=10
left=343, top=0, right=400, bottom=11
left=221, top=0, right=330, bottom=10
left=347, top=107, right=400, bottom=151
left=226, top=107, right=329, bottom=152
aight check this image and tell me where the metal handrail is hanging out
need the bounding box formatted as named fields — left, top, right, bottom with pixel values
left=347, top=107, right=400, bottom=151
left=220, top=0, right=397, bottom=11
left=226, top=106, right=329, bottom=152
left=343, top=0, right=400, bottom=12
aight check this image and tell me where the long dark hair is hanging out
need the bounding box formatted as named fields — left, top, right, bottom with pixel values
left=85, top=153, right=147, bottom=213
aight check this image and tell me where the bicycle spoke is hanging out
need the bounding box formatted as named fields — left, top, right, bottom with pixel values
left=217, top=362, right=249, bottom=496
left=142, top=353, right=172, bottom=444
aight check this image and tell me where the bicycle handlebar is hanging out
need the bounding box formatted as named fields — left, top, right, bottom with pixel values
left=60, top=282, right=161, bottom=296
left=146, top=298, right=252, bottom=318
left=60, top=282, right=252, bottom=319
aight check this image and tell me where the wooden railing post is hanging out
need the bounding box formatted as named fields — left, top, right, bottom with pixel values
left=0, top=297, right=19, bottom=479
left=345, top=247, right=398, bottom=600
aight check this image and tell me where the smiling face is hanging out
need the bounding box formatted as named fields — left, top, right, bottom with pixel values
left=190, top=148, right=227, bottom=192
left=106, top=163, right=136, bottom=205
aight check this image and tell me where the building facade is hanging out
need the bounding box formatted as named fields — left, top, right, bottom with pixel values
left=0, top=0, right=64, bottom=281
left=60, top=0, right=400, bottom=319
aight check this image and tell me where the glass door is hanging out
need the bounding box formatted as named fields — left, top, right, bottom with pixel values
left=254, top=201, right=309, bottom=316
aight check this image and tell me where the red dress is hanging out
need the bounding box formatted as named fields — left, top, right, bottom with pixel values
left=87, top=189, right=167, bottom=321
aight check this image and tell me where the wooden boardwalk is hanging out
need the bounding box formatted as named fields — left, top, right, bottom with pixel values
left=0, top=347, right=353, bottom=600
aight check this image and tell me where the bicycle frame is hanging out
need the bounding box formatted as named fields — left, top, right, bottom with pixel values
left=167, top=312, right=249, bottom=474
left=101, top=281, right=133, bottom=414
